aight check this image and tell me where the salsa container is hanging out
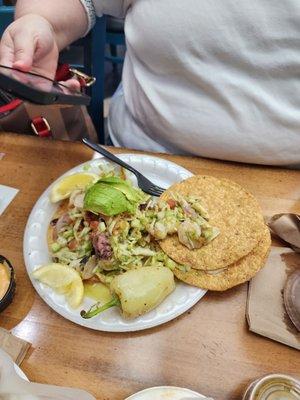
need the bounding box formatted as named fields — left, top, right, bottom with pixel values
left=0, top=255, right=16, bottom=312
left=243, top=374, right=300, bottom=400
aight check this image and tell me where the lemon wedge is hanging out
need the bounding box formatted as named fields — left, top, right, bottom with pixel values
left=32, top=263, right=84, bottom=308
left=50, top=172, right=99, bottom=203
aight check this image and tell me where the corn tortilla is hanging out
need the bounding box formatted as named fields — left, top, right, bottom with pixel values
left=160, top=175, right=266, bottom=270
left=174, top=225, right=271, bottom=291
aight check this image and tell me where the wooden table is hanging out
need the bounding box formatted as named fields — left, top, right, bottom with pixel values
left=0, top=132, right=299, bottom=400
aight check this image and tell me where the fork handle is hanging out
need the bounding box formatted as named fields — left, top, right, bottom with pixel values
left=83, top=138, right=140, bottom=177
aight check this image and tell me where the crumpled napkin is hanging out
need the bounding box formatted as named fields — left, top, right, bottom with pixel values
left=268, top=213, right=300, bottom=252
left=247, top=247, right=300, bottom=350
left=0, top=348, right=96, bottom=400
left=0, top=185, right=19, bottom=216
left=247, top=213, right=300, bottom=350
left=0, top=327, right=30, bottom=365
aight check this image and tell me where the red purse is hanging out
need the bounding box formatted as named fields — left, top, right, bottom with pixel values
left=0, top=64, right=98, bottom=141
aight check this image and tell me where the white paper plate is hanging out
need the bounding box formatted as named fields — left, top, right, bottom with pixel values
left=24, top=154, right=206, bottom=332
left=125, top=386, right=207, bottom=399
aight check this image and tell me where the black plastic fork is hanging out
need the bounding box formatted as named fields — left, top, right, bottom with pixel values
left=82, top=138, right=165, bottom=196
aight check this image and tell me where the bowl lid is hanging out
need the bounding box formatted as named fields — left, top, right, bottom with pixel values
left=243, top=374, right=300, bottom=400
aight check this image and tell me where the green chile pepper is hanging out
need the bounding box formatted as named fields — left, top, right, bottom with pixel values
left=81, top=266, right=175, bottom=319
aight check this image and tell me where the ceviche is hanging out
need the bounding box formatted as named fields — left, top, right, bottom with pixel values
left=33, top=164, right=219, bottom=319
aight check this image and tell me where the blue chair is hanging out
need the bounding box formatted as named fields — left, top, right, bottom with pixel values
left=105, top=16, right=125, bottom=67
left=81, top=18, right=106, bottom=143
left=0, top=0, right=14, bottom=32
left=0, top=0, right=106, bottom=143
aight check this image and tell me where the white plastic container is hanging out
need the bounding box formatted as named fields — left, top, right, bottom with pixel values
left=243, top=374, right=300, bottom=400
left=125, top=386, right=211, bottom=400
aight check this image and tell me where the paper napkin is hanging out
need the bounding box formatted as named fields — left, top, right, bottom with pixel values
left=247, top=246, right=300, bottom=350
left=0, top=184, right=19, bottom=216
left=268, top=213, right=300, bottom=252
left=0, top=327, right=31, bottom=365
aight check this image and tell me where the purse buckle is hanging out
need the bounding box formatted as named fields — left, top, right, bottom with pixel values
left=69, top=68, right=96, bottom=87
left=31, top=117, right=52, bottom=138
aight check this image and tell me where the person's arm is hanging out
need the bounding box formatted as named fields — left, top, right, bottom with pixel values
left=15, top=0, right=89, bottom=51
left=0, top=0, right=92, bottom=78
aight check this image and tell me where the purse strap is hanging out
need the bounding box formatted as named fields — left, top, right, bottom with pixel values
left=55, top=64, right=96, bottom=87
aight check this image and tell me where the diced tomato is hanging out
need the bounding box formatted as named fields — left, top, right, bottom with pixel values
left=68, top=239, right=77, bottom=251
left=167, top=199, right=177, bottom=209
left=89, top=221, right=99, bottom=230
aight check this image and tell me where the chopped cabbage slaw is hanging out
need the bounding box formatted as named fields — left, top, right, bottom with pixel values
left=49, top=166, right=220, bottom=285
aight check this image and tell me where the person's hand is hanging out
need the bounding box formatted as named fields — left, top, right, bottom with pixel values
left=0, top=14, right=59, bottom=80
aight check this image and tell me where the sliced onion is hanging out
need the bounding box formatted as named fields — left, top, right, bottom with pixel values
left=81, top=255, right=97, bottom=280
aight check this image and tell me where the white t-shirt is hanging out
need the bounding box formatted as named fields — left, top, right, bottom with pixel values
left=80, top=0, right=300, bottom=166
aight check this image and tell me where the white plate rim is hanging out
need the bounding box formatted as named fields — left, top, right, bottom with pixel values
left=23, top=154, right=206, bottom=332
left=125, top=385, right=207, bottom=399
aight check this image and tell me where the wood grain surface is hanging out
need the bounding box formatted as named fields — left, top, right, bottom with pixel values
left=0, top=132, right=299, bottom=400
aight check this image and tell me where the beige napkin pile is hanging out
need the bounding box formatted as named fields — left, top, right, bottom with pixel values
left=0, top=327, right=31, bottom=365
left=247, top=214, right=300, bottom=350
left=268, top=213, right=300, bottom=252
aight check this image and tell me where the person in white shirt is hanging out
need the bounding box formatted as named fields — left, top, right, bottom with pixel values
left=0, top=0, right=299, bottom=166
